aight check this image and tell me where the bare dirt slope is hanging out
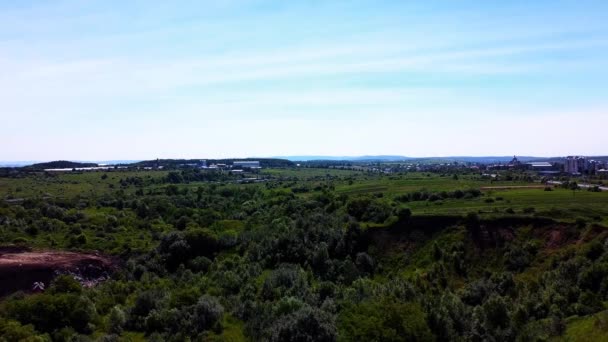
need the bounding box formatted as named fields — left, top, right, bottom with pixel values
left=0, top=246, right=117, bottom=296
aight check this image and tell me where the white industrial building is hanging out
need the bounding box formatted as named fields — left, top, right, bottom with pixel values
left=233, top=161, right=261, bottom=169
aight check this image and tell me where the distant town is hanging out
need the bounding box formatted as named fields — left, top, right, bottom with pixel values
left=2, top=156, right=607, bottom=178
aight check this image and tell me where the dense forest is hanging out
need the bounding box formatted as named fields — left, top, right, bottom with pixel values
left=1, top=166, right=608, bottom=341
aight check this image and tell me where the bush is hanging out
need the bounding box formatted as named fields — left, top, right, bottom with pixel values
left=184, top=228, right=219, bottom=257
left=49, top=275, right=82, bottom=294
left=504, top=245, right=532, bottom=271
left=108, top=306, right=126, bottom=334
left=346, top=197, right=391, bottom=223
left=396, top=207, right=412, bottom=222
left=482, top=295, right=511, bottom=330
left=576, top=217, right=588, bottom=229
left=131, top=290, right=166, bottom=320
left=0, top=319, right=41, bottom=341
left=5, top=293, right=98, bottom=334
left=12, top=237, right=29, bottom=245
left=187, top=256, right=213, bottom=273
left=24, top=225, right=39, bottom=236
left=338, top=300, right=433, bottom=342
left=69, top=233, right=88, bottom=246
left=268, top=305, right=336, bottom=342
left=355, top=252, right=375, bottom=275
left=522, top=207, right=535, bottom=214
left=428, top=194, right=441, bottom=202
left=262, top=266, right=309, bottom=301
left=193, top=295, right=224, bottom=333
left=585, top=240, right=604, bottom=260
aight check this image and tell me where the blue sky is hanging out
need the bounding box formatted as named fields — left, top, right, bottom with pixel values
left=1, top=0, right=607, bottom=160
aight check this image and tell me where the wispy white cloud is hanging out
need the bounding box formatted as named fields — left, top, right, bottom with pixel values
left=1, top=0, right=607, bottom=159
left=3, top=35, right=606, bottom=99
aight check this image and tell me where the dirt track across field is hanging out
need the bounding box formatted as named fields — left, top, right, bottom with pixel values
left=0, top=246, right=117, bottom=296
left=480, top=185, right=547, bottom=190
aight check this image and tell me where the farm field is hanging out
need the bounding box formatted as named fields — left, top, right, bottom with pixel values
left=264, top=169, right=608, bottom=224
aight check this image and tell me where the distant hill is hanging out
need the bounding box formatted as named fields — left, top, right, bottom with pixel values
left=279, top=155, right=547, bottom=163
left=132, top=158, right=294, bottom=168
left=25, top=160, right=99, bottom=170
left=438, top=156, right=547, bottom=164
left=279, top=155, right=413, bottom=162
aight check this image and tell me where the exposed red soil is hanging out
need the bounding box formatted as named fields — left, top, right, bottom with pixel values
left=474, top=225, right=516, bottom=249
left=0, top=246, right=118, bottom=296
left=578, top=225, right=608, bottom=244
left=546, top=229, right=568, bottom=248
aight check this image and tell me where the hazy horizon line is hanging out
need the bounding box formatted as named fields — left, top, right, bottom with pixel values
left=2, top=154, right=606, bottom=167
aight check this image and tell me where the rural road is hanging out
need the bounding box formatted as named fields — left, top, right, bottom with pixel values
left=547, top=180, right=608, bottom=191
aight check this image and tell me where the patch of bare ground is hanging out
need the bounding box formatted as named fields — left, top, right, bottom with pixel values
left=0, top=246, right=118, bottom=296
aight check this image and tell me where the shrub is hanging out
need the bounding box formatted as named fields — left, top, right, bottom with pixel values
left=69, top=233, right=88, bottom=246
left=482, top=295, right=510, bottom=330
left=262, top=266, right=309, bottom=301
left=346, top=197, right=391, bottom=223
left=428, top=194, right=441, bottom=202
left=184, top=228, right=219, bottom=257
left=49, top=275, right=82, bottom=294
left=576, top=217, right=588, bottom=229
left=585, top=240, right=604, bottom=260
left=338, top=300, right=433, bottom=342
left=12, top=237, right=29, bottom=245
left=24, top=225, right=39, bottom=236
left=522, top=207, right=535, bottom=214
left=108, top=306, right=126, bottom=334
left=396, top=207, right=412, bottom=222
left=355, top=252, right=375, bottom=275
left=0, top=319, right=41, bottom=341
left=193, top=295, right=224, bottom=333
left=268, top=305, right=336, bottom=342
left=5, top=293, right=98, bottom=334
left=131, top=290, right=166, bottom=319
left=187, top=256, right=212, bottom=273
left=504, top=245, right=532, bottom=271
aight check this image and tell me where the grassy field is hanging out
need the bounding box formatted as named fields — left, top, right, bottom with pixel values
left=334, top=175, right=535, bottom=195
left=261, top=167, right=362, bottom=178
left=407, top=188, right=608, bottom=218
left=279, top=170, right=608, bottom=224
left=557, top=311, right=608, bottom=341
left=0, top=170, right=168, bottom=199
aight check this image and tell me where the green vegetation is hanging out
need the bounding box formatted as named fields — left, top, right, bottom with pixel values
left=1, top=166, right=608, bottom=340
left=558, top=311, right=608, bottom=341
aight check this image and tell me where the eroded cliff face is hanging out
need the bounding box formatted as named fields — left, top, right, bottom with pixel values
left=0, top=246, right=117, bottom=296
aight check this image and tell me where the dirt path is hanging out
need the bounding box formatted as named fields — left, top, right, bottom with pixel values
left=480, top=185, right=546, bottom=190
left=0, top=246, right=117, bottom=296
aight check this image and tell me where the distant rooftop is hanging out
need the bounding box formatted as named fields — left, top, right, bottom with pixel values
left=527, top=162, right=552, bottom=167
